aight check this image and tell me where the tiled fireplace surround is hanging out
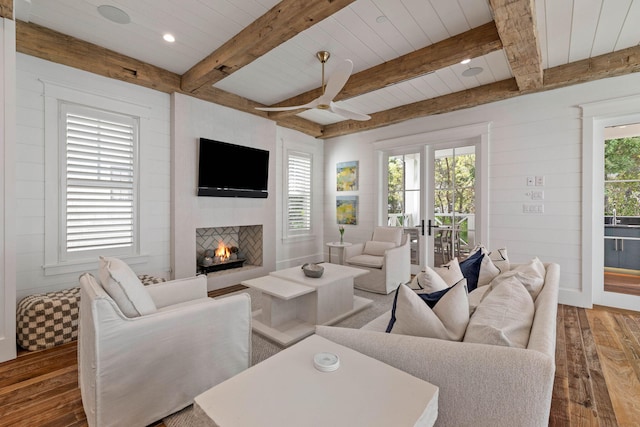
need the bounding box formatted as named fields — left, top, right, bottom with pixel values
left=195, top=225, right=263, bottom=274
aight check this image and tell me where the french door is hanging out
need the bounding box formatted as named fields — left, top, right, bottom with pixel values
left=384, top=141, right=479, bottom=273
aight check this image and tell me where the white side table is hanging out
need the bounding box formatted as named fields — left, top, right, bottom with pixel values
left=326, top=241, right=352, bottom=264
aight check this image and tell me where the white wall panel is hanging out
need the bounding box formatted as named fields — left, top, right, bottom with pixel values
left=14, top=54, right=172, bottom=301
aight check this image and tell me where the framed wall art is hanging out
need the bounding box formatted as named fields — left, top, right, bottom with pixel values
left=336, top=195, right=358, bottom=225
left=336, top=161, right=358, bottom=191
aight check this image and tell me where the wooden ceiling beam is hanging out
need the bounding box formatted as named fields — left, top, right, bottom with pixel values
left=321, top=44, right=640, bottom=139
left=0, top=0, right=13, bottom=19
left=489, top=0, right=543, bottom=91
left=320, top=79, right=520, bottom=139
left=267, top=21, right=503, bottom=120
left=180, top=0, right=356, bottom=94
left=15, top=21, right=322, bottom=137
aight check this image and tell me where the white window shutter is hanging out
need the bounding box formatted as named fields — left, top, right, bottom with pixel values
left=287, top=151, right=312, bottom=235
left=62, top=105, right=138, bottom=254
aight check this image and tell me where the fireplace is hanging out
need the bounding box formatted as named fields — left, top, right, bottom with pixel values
left=195, top=225, right=263, bottom=276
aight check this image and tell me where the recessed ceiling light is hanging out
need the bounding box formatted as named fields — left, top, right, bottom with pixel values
left=462, top=67, right=483, bottom=77
left=376, top=15, right=388, bottom=23
left=163, top=33, right=175, bottom=43
left=460, top=58, right=471, bottom=65
left=97, top=5, right=131, bottom=24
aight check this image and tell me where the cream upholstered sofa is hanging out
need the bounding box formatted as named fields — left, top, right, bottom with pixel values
left=343, top=226, right=411, bottom=294
left=317, top=262, right=560, bottom=427
left=79, top=260, right=252, bottom=427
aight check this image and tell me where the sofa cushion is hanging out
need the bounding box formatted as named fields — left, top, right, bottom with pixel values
left=99, top=256, right=157, bottom=318
left=346, top=254, right=384, bottom=269
left=386, top=281, right=469, bottom=341
left=490, top=257, right=546, bottom=300
left=363, top=241, right=396, bottom=256
left=459, top=250, right=484, bottom=292
left=463, top=276, right=534, bottom=348
left=434, top=258, right=464, bottom=286
left=408, top=266, right=449, bottom=293
left=468, top=285, right=492, bottom=316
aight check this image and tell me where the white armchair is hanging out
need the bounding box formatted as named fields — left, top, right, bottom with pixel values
left=344, top=226, right=411, bottom=294
left=78, top=272, right=252, bottom=427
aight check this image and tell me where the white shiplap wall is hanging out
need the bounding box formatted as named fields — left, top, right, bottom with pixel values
left=14, top=54, right=172, bottom=301
left=324, top=71, right=640, bottom=308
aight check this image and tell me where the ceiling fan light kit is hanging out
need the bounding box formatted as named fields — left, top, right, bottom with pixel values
left=255, top=51, right=371, bottom=121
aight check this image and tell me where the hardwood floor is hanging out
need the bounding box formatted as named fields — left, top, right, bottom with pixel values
left=0, top=300, right=638, bottom=426
left=604, top=271, right=640, bottom=296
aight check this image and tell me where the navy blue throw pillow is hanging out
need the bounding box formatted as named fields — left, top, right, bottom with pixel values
left=459, top=250, right=484, bottom=292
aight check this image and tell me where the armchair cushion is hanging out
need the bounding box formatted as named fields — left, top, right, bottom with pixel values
left=371, top=226, right=403, bottom=245
left=346, top=254, right=385, bottom=269
left=98, top=256, right=157, bottom=318
left=363, top=241, right=396, bottom=256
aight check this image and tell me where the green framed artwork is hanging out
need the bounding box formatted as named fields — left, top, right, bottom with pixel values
left=337, top=195, right=358, bottom=225
left=336, top=161, right=358, bottom=191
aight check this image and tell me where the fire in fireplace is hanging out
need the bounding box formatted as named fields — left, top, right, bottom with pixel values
left=199, top=241, right=246, bottom=274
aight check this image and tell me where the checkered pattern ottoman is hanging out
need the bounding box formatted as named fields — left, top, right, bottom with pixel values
left=16, top=274, right=166, bottom=351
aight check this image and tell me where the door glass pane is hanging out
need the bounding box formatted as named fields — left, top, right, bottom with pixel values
left=387, top=153, right=420, bottom=265
left=433, top=146, right=476, bottom=264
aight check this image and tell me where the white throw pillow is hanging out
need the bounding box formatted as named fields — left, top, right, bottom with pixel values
left=468, top=245, right=501, bottom=287
left=463, top=276, right=534, bottom=348
left=388, top=281, right=469, bottom=341
left=489, top=248, right=510, bottom=273
left=99, top=256, right=157, bottom=318
left=408, top=266, right=449, bottom=293
left=490, top=257, right=546, bottom=300
left=434, top=258, right=464, bottom=286
left=363, top=241, right=396, bottom=256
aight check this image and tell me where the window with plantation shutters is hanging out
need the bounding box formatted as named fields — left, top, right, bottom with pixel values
left=286, top=151, right=312, bottom=236
left=61, top=103, right=139, bottom=257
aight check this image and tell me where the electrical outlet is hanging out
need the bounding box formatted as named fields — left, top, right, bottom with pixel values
left=526, top=176, right=535, bottom=186
left=531, top=190, right=544, bottom=200
left=535, top=176, right=545, bottom=186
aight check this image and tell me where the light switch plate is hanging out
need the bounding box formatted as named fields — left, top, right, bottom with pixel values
left=535, top=176, right=545, bottom=186
left=527, top=176, right=535, bottom=186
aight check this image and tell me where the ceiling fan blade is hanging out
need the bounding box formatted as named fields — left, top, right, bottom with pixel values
left=329, top=103, right=371, bottom=121
left=255, top=99, right=318, bottom=112
left=320, top=59, right=353, bottom=103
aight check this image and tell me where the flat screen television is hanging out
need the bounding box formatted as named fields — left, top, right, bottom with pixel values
left=197, top=138, right=269, bottom=198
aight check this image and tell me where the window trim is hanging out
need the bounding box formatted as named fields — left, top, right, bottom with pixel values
left=42, top=80, right=149, bottom=275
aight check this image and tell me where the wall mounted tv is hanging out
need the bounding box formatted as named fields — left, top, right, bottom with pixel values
left=197, top=138, right=269, bottom=198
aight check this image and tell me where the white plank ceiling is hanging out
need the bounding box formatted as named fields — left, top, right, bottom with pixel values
left=16, top=0, right=640, bottom=125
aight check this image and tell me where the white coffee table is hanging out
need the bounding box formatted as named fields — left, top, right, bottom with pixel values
left=242, top=264, right=372, bottom=346
left=194, top=335, right=439, bottom=426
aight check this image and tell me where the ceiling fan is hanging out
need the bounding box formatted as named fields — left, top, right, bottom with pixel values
left=256, top=51, right=371, bottom=121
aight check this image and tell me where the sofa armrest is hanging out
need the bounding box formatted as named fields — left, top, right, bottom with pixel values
left=146, top=275, right=207, bottom=308
left=344, top=242, right=364, bottom=260
left=316, top=326, right=554, bottom=427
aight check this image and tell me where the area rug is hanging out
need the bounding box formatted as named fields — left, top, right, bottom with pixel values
left=163, top=287, right=394, bottom=426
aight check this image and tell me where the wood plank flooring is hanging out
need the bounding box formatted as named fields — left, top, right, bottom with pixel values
left=604, top=271, right=640, bottom=296
left=0, top=298, right=638, bottom=426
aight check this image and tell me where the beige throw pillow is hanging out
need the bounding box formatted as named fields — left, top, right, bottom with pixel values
left=463, top=276, right=534, bottom=348
left=363, top=241, right=397, bottom=256
left=99, top=256, right=157, bottom=318
left=408, top=266, right=449, bottom=293
left=490, top=257, right=546, bottom=300
left=388, top=281, right=469, bottom=341
left=489, top=248, right=510, bottom=273
left=434, top=258, right=464, bottom=286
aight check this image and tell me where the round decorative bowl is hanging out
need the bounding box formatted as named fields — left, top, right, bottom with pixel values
left=301, top=263, right=324, bottom=278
